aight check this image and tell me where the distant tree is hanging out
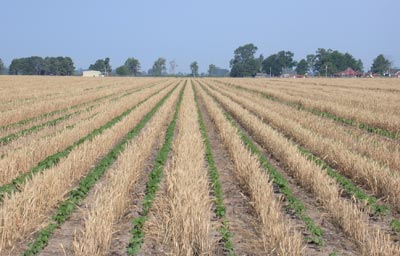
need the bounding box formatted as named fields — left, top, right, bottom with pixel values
left=309, top=48, right=363, bottom=76
left=169, top=60, right=177, bottom=75
left=208, top=64, right=216, bottom=76
left=8, top=56, right=45, bottom=75
left=262, top=51, right=296, bottom=76
left=371, top=54, right=391, bottom=75
left=124, top=57, right=140, bottom=76
left=116, top=65, right=129, bottom=76
left=27, top=56, right=45, bottom=75
left=0, top=58, right=4, bottom=74
left=89, top=58, right=111, bottom=75
left=9, top=59, right=22, bottom=75
left=208, top=64, right=229, bottom=77
left=152, top=58, right=167, bottom=76
left=89, top=59, right=105, bottom=72
left=257, top=54, right=264, bottom=72
left=306, top=54, right=317, bottom=74
left=230, top=43, right=259, bottom=77
left=295, top=59, right=308, bottom=75
left=43, top=57, right=74, bottom=75
left=63, top=57, right=75, bottom=75
left=357, top=59, right=364, bottom=73
left=8, top=56, right=74, bottom=76
left=104, top=57, right=111, bottom=75
left=190, top=61, right=199, bottom=77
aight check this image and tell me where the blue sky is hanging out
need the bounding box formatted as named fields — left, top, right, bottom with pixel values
left=1, top=0, right=399, bottom=73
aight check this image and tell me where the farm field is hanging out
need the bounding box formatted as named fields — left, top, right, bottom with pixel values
left=0, top=76, right=400, bottom=255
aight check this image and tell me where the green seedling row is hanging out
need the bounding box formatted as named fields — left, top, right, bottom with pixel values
left=22, top=83, right=178, bottom=256
left=127, top=83, right=185, bottom=255
left=0, top=80, right=165, bottom=132
left=213, top=80, right=398, bottom=140
left=210, top=82, right=400, bottom=236
left=0, top=81, right=165, bottom=145
left=193, top=84, right=235, bottom=255
left=200, top=83, right=325, bottom=246
left=0, top=84, right=173, bottom=202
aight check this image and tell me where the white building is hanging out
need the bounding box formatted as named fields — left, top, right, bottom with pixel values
left=82, top=70, right=103, bottom=77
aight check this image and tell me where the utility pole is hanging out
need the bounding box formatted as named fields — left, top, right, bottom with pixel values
left=325, top=65, right=328, bottom=78
left=169, top=60, right=177, bottom=75
left=270, top=67, right=272, bottom=77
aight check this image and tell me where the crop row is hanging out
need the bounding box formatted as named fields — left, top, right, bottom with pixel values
left=0, top=78, right=166, bottom=131
left=0, top=84, right=177, bottom=253
left=193, top=84, right=235, bottom=255
left=213, top=79, right=399, bottom=139
left=196, top=81, right=304, bottom=255
left=144, top=81, right=214, bottom=255
left=127, top=82, right=185, bottom=255
left=0, top=79, right=165, bottom=138
left=203, top=81, right=400, bottom=255
left=71, top=82, right=182, bottom=255
left=199, top=82, right=324, bottom=246
left=208, top=81, right=400, bottom=211
left=0, top=81, right=172, bottom=190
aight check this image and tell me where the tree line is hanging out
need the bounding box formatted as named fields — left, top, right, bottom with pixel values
left=6, top=56, right=74, bottom=76
left=0, top=47, right=394, bottom=77
left=229, top=43, right=393, bottom=77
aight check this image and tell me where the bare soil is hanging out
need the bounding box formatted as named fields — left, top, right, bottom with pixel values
left=108, top=134, right=165, bottom=256
left=204, top=90, right=361, bottom=255
left=198, top=94, right=266, bottom=255
left=36, top=120, right=170, bottom=256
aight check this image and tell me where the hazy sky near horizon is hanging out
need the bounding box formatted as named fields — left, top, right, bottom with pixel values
left=1, top=0, right=399, bottom=73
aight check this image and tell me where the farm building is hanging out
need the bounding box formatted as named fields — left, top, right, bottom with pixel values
left=82, top=70, right=103, bottom=77
left=335, top=67, right=362, bottom=77
left=387, top=68, right=400, bottom=77
left=255, top=72, right=268, bottom=78
left=281, top=68, right=296, bottom=78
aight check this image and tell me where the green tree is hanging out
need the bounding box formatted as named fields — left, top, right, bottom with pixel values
left=9, top=59, right=22, bottom=75
left=190, top=61, right=199, bottom=77
left=116, top=65, right=129, bottom=76
left=8, top=56, right=45, bottom=75
left=306, top=54, right=317, bottom=74
left=124, top=57, right=140, bottom=76
left=296, top=59, right=308, bottom=75
left=0, top=58, right=4, bottom=74
left=43, top=57, right=74, bottom=75
left=152, top=58, right=167, bottom=76
left=104, top=57, right=111, bottom=75
left=230, top=43, right=259, bottom=77
left=208, top=64, right=216, bottom=76
left=371, top=54, right=391, bottom=75
left=208, top=64, right=229, bottom=77
left=310, top=48, right=363, bottom=76
left=9, top=56, right=74, bottom=76
left=262, top=51, right=296, bottom=76
left=257, top=54, right=264, bottom=72
left=357, top=59, right=364, bottom=73
left=26, top=56, right=45, bottom=75
left=89, top=58, right=112, bottom=75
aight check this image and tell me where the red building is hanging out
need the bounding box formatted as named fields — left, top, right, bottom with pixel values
left=335, top=67, right=362, bottom=77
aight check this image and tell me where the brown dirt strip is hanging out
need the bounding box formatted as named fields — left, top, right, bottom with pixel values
left=108, top=128, right=166, bottom=255
left=203, top=91, right=361, bottom=255
left=6, top=146, right=118, bottom=256
left=139, top=86, right=219, bottom=255
left=35, top=126, right=168, bottom=256
left=137, top=114, right=182, bottom=255
left=211, top=82, right=400, bottom=244
left=198, top=94, right=265, bottom=255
